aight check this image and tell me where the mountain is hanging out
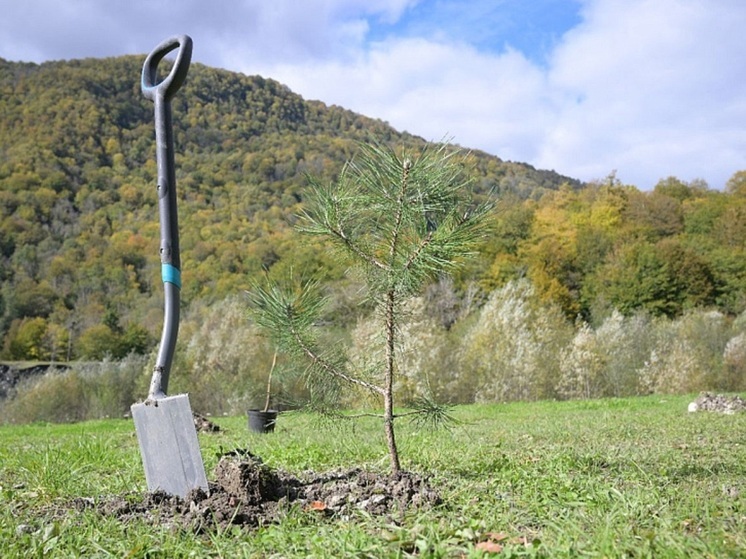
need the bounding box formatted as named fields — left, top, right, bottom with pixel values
left=0, top=55, right=581, bottom=360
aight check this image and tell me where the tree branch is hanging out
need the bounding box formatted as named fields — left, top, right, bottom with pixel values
left=392, top=409, right=429, bottom=418
left=388, top=158, right=411, bottom=264
left=288, top=321, right=384, bottom=396
left=329, top=226, right=389, bottom=271
left=340, top=411, right=385, bottom=419
left=404, top=230, right=434, bottom=271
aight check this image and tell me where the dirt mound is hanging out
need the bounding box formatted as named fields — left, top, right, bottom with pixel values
left=192, top=412, right=221, bottom=432
left=74, top=452, right=441, bottom=532
left=688, top=392, right=746, bottom=414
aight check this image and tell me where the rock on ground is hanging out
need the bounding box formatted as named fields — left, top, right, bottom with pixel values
left=688, top=392, right=746, bottom=414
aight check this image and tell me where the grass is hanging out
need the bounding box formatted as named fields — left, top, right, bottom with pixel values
left=1, top=394, right=745, bottom=557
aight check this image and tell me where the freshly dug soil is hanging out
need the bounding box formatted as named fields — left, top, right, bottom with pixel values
left=192, top=412, right=221, bottom=433
left=73, top=451, right=441, bottom=532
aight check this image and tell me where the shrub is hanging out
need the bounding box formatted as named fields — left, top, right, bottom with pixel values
left=592, top=310, right=653, bottom=396
left=461, top=280, right=572, bottom=402
left=637, top=310, right=729, bottom=394
left=0, top=355, right=146, bottom=424
left=180, top=295, right=279, bottom=415
left=557, top=311, right=654, bottom=399
left=722, top=332, right=746, bottom=391
left=557, top=323, right=604, bottom=399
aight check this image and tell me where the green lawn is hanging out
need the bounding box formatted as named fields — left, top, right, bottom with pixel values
left=1, top=395, right=744, bottom=557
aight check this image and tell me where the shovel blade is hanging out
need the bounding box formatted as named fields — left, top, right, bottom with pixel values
left=131, top=394, right=208, bottom=498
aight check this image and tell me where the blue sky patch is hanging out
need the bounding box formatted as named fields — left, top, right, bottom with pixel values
left=366, top=0, right=583, bottom=66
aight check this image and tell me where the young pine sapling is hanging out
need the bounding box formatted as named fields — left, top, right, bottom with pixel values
left=248, top=141, right=492, bottom=474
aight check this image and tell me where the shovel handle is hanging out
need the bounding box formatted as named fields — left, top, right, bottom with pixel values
left=141, top=35, right=192, bottom=103
left=142, top=35, right=192, bottom=400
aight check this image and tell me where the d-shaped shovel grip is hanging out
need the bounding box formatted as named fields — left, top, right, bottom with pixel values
left=142, top=35, right=193, bottom=102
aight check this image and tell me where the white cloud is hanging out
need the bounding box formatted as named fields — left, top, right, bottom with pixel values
left=538, top=0, right=746, bottom=187
left=251, top=38, right=551, bottom=160
left=0, top=0, right=744, bottom=188
left=231, top=0, right=746, bottom=188
left=202, top=0, right=420, bottom=68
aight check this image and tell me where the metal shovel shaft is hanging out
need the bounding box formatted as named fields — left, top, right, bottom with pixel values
left=141, top=35, right=192, bottom=399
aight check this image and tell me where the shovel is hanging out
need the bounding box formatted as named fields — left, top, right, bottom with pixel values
left=131, top=34, right=208, bottom=498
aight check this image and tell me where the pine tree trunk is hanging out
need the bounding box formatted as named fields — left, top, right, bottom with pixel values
left=384, top=289, right=401, bottom=474
left=383, top=389, right=400, bottom=475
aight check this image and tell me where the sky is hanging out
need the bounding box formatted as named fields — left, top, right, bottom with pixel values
left=1, top=0, right=744, bottom=190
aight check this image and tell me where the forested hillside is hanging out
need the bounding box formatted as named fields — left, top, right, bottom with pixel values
left=2, top=52, right=746, bottom=410
left=0, top=55, right=578, bottom=361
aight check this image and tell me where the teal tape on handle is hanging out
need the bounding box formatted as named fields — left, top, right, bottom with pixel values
left=161, top=264, right=182, bottom=289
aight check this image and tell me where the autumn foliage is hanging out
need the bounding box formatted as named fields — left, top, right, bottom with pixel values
left=2, top=55, right=746, bottom=423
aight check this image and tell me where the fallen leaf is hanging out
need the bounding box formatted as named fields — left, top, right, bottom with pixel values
left=476, top=540, right=503, bottom=554
left=484, top=532, right=509, bottom=542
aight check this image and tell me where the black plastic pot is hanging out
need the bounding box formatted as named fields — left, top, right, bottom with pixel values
left=247, top=409, right=278, bottom=433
